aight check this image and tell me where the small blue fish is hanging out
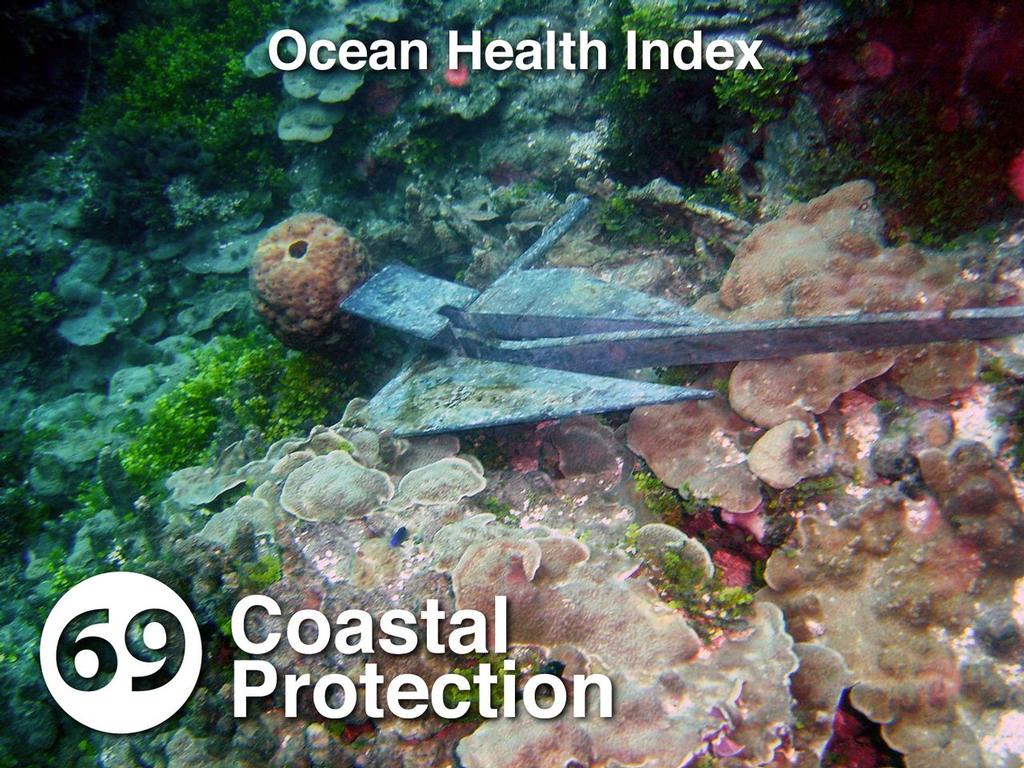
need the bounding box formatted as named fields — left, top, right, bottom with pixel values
left=389, top=526, right=408, bottom=547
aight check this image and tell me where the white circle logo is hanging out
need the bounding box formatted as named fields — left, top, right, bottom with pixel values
left=39, top=572, right=202, bottom=734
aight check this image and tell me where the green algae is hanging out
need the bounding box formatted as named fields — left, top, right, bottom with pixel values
left=79, top=0, right=289, bottom=230
left=597, top=2, right=726, bottom=180
left=479, top=495, right=517, bottom=525
left=443, top=654, right=515, bottom=720
left=859, top=94, right=1006, bottom=243
left=698, top=168, right=759, bottom=219
left=119, top=333, right=354, bottom=492
left=981, top=358, right=1024, bottom=476
left=0, top=259, right=67, bottom=359
left=88, top=0, right=283, bottom=165
left=713, top=63, right=799, bottom=130
left=634, top=469, right=710, bottom=526
left=238, top=553, right=283, bottom=592
left=0, top=428, right=61, bottom=554
left=596, top=187, right=694, bottom=249
left=656, top=548, right=754, bottom=641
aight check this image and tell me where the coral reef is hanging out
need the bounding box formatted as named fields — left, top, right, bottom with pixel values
left=128, top=412, right=818, bottom=768
left=245, top=1, right=400, bottom=143
left=249, top=214, right=368, bottom=349
left=697, top=181, right=993, bottom=426
left=5, top=1, right=1024, bottom=765
left=239, top=0, right=608, bottom=213
left=760, top=440, right=1024, bottom=768
left=628, top=398, right=763, bottom=514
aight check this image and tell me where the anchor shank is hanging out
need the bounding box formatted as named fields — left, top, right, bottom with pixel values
left=462, top=306, right=1024, bottom=374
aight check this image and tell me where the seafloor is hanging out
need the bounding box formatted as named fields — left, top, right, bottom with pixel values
left=1, top=1, right=1023, bottom=767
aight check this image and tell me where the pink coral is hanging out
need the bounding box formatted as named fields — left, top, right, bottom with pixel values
left=859, top=41, right=895, bottom=79
left=444, top=63, right=470, bottom=88
left=1010, top=149, right=1024, bottom=202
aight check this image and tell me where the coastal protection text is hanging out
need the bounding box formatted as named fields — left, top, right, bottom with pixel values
left=233, top=595, right=615, bottom=720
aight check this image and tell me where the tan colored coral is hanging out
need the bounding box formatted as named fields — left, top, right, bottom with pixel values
left=890, top=342, right=979, bottom=400
left=279, top=450, right=394, bottom=522
left=249, top=213, right=367, bottom=348
left=789, top=644, right=852, bottom=764
left=917, top=441, right=1024, bottom=571
left=730, top=350, right=895, bottom=427
left=391, top=434, right=461, bottom=475
left=746, top=419, right=832, bottom=489
left=349, top=537, right=401, bottom=589
left=759, top=465, right=1024, bottom=768
left=452, top=534, right=799, bottom=768
left=453, top=535, right=700, bottom=669
left=700, top=181, right=992, bottom=427
left=719, top=181, right=883, bottom=312
left=178, top=407, right=825, bottom=768
left=390, top=456, right=486, bottom=509
left=627, top=398, right=763, bottom=513
left=198, top=493, right=280, bottom=548
left=542, top=416, right=628, bottom=481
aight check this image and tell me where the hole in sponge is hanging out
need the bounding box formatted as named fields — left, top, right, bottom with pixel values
left=288, top=240, right=309, bottom=259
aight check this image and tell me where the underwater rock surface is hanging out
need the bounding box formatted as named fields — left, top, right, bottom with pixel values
left=3, top=1, right=1024, bottom=766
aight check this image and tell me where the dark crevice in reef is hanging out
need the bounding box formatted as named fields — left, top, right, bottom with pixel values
left=823, top=690, right=907, bottom=768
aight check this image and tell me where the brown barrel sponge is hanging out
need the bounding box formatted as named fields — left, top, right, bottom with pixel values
left=249, top=213, right=368, bottom=349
